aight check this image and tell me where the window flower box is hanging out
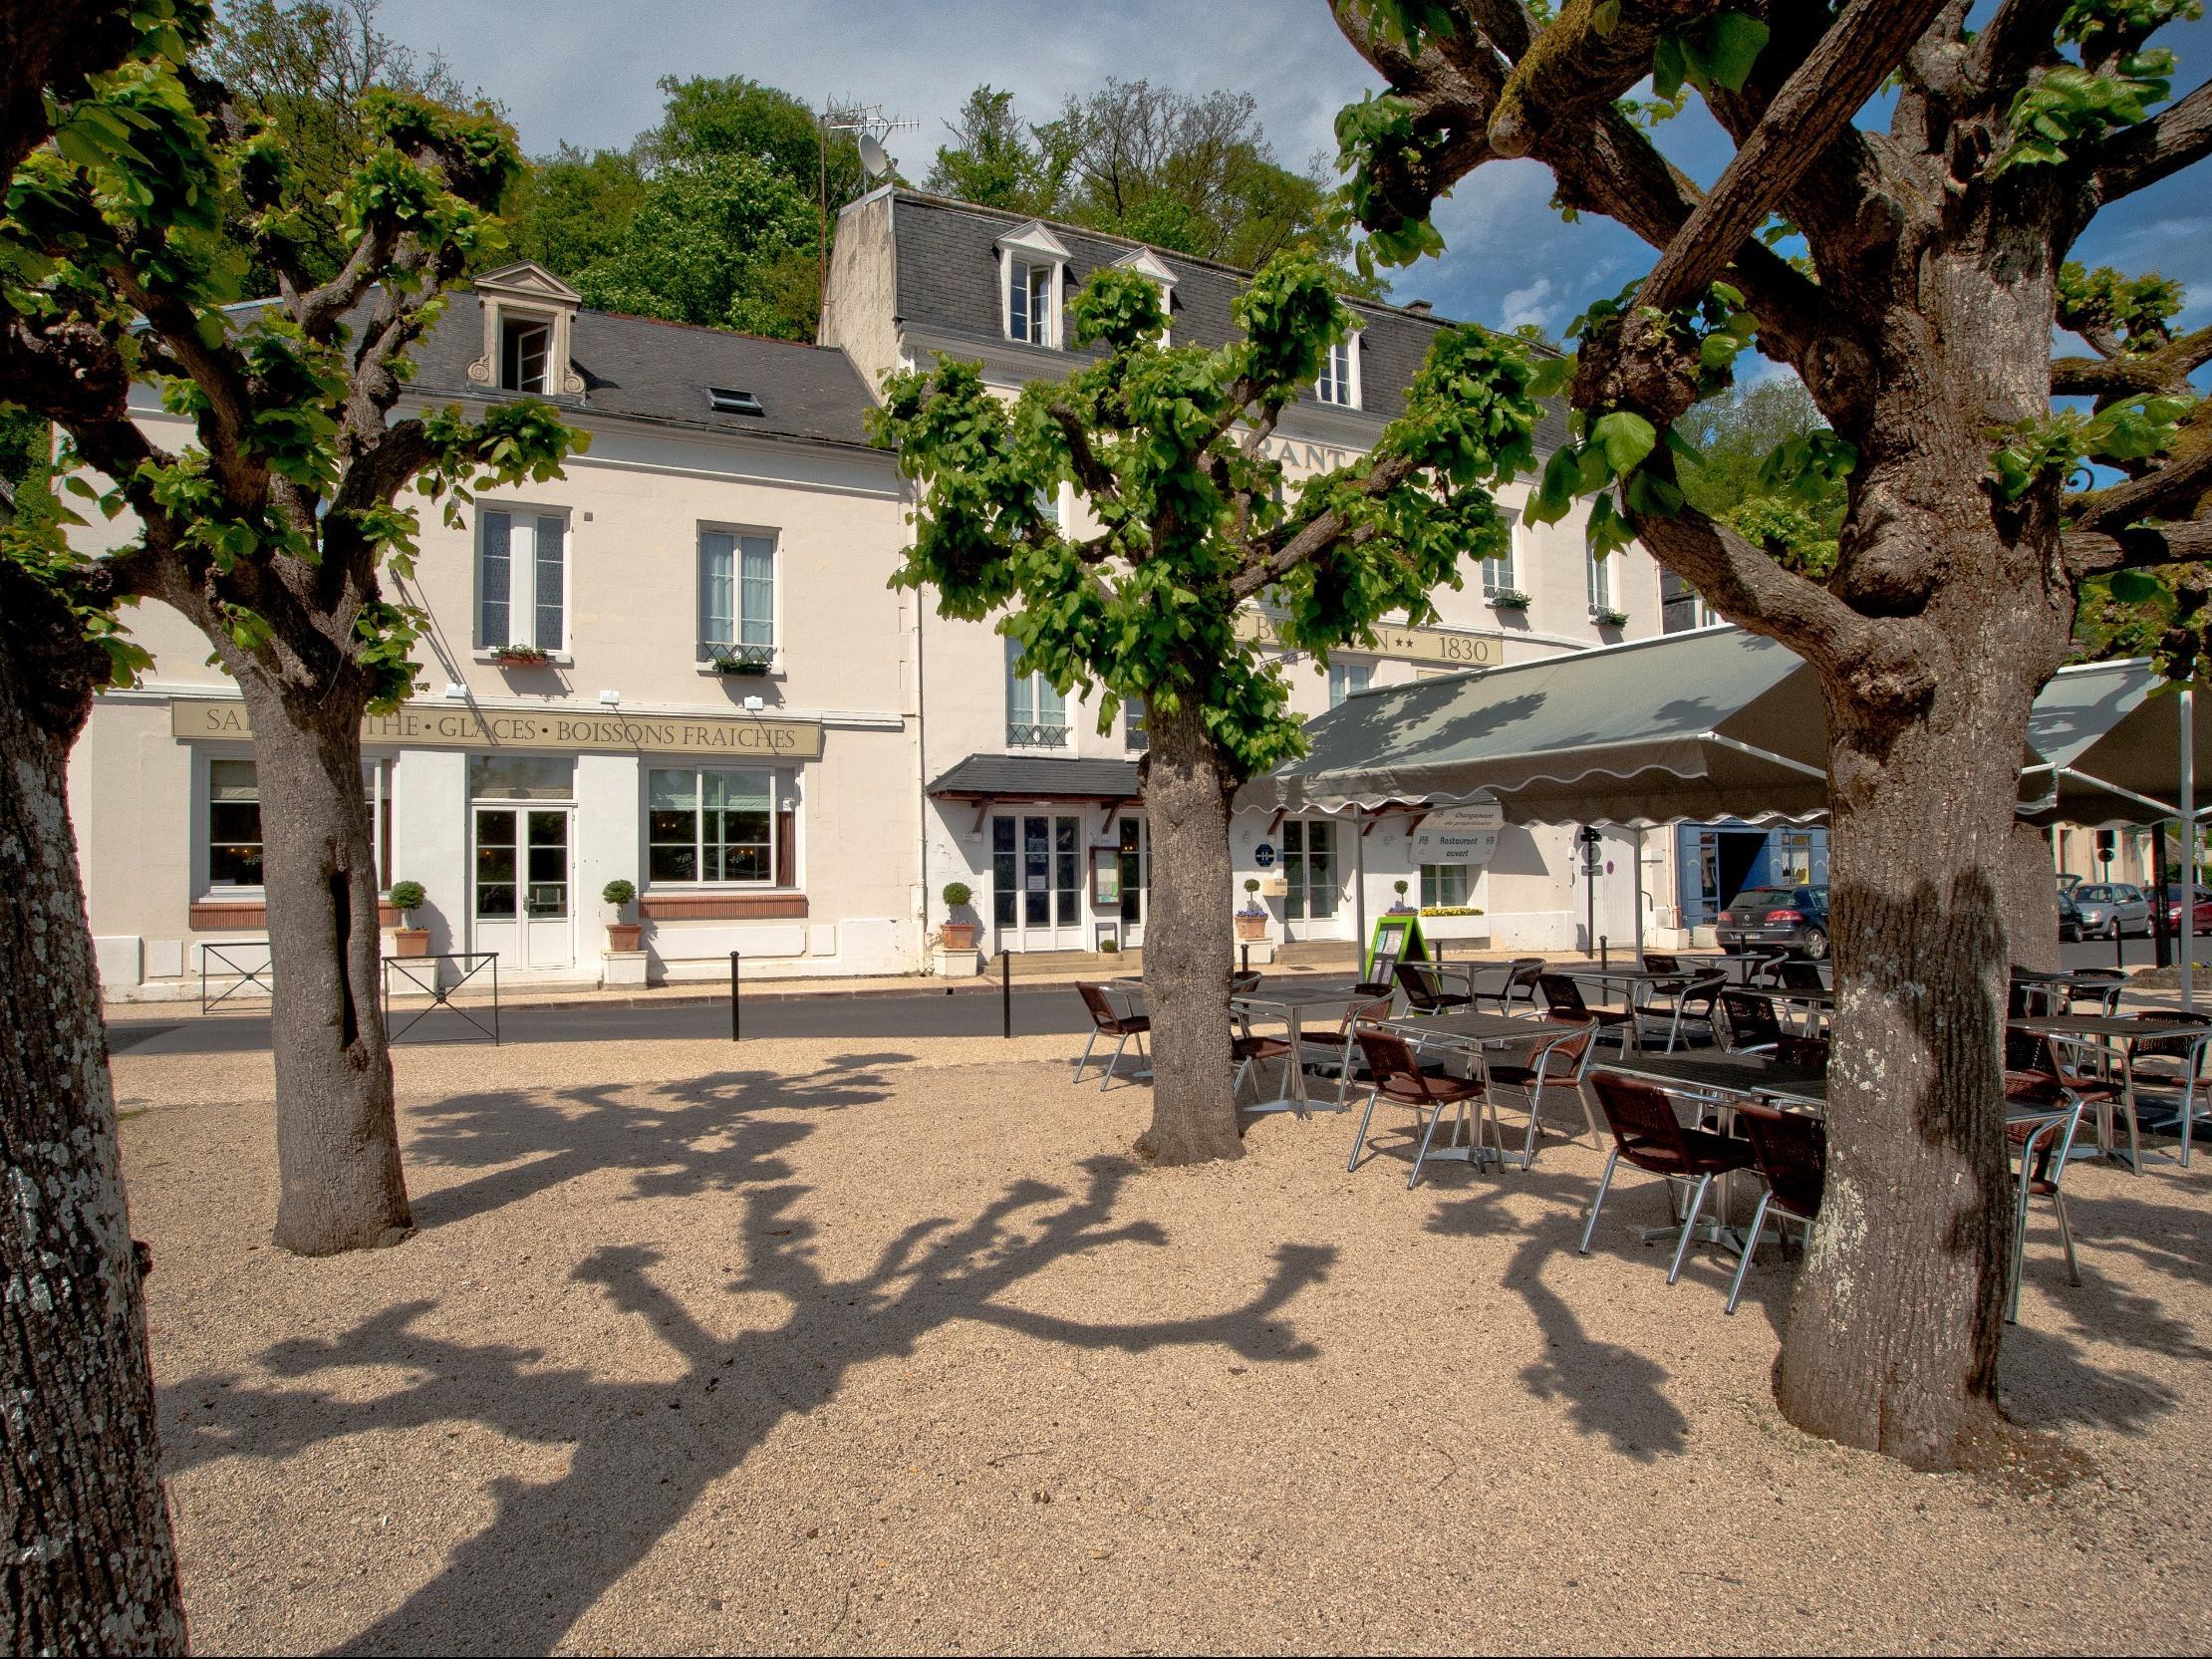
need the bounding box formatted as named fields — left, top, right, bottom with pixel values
left=1418, top=906, right=1489, bottom=943
left=492, top=644, right=550, bottom=668
left=705, top=642, right=776, bottom=676
left=1490, top=589, right=1532, bottom=611
left=1594, top=606, right=1630, bottom=629
left=709, top=655, right=772, bottom=677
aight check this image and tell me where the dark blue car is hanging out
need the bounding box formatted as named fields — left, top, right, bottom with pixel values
left=1717, top=884, right=1831, bottom=961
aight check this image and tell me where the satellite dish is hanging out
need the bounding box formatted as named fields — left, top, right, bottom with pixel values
left=859, top=133, right=892, bottom=181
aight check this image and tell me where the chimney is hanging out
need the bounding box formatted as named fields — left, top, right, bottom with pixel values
left=1404, top=299, right=1434, bottom=315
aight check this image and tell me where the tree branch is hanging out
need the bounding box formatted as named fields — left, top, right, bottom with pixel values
left=2052, top=323, right=2212, bottom=401
left=1229, top=449, right=1421, bottom=599
left=1638, top=0, right=1955, bottom=313
left=2095, top=78, right=2212, bottom=202
left=2064, top=515, right=2212, bottom=577
left=1964, top=0, right=2069, bottom=98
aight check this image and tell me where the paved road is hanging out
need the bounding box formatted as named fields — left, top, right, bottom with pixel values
left=107, top=982, right=1105, bottom=1057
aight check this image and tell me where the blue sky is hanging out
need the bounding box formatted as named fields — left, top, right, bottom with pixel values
left=380, top=0, right=2212, bottom=342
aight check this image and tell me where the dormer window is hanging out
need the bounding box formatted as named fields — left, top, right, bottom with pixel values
left=1316, top=333, right=1361, bottom=409
left=707, top=388, right=765, bottom=416
left=501, top=316, right=551, bottom=393
left=996, top=221, right=1071, bottom=350
left=467, top=261, right=585, bottom=399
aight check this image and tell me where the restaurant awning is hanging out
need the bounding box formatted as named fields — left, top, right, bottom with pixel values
left=2021, top=658, right=2212, bottom=825
left=1245, top=627, right=1832, bottom=827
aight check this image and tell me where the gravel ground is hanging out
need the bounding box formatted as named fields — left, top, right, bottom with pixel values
left=115, top=1035, right=2212, bottom=1655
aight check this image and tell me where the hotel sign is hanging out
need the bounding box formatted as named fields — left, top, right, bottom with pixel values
left=1235, top=610, right=1504, bottom=671
left=170, top=698, right=825, bottom=760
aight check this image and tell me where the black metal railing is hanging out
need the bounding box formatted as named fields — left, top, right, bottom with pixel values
left=1006, top=721, right=1071, bottom=747
left=700, top=641, right=777, bottom=670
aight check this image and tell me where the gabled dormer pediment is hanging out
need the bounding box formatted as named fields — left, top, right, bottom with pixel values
left=993, top=220, right=1071, bottom=263
left=467, top=261, right=585, bottom=398
left=1112, top=247, right=1176, bottom=287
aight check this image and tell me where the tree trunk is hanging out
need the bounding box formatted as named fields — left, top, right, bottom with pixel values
left=0, top=577, right=187, bottom=1652
left=1773, top=245, right=2074, bottom=1468
left=241, top=680, right=412, bottom=1255
left=1136, top=693, right=1244, bottom=1164
left=2003, top=822, right=2062, bottom=974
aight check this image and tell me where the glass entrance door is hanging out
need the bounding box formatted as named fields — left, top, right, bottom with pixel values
left=1282, top=818, right=1341, bottom=939
left=1117, top=815, right=1149, bottom=947
left=472, top=806, right=575, bottom=970
left=991, top=812, right=1083, bottom=952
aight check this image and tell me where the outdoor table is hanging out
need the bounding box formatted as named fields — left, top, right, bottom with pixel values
left=1230, top=982, right=1375, bottom=1119
left=1702, top=951, right=1785, bottom=985
left=2010, top=1012, right=2209, bottom=1170
left=1561, top=966, right=1684, bottom=1053
left=1376, top=1008, right=1561, bottom=1169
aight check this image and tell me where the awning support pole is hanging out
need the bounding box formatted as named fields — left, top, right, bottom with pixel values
left=1354, top=806, right=1368, bottom=979
left=1632, top=826, right=1645, bottom=964
left=2183, top=688, right=2195, bottom=1015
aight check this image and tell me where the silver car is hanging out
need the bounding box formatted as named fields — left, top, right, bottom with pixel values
left=2072, top=882, right=2151, bottom=939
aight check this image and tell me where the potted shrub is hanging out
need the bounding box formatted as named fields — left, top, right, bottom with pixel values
left=603, top=879, right=642, bottom=952
left=1595, top=606, right=1630, bottom=629
left=389, top=880, right=430, bottom=956
left=1389, top=879, right=1417, bottom=915
left=1491, top=588, right=1532, bottom=611
left=492, top=643, right=550, bottom=668
left=708, top=651, right=771, bottom=677
left=941, top=881, right=978, bottom=951
left=1236, top=878, right=1268, bottom=941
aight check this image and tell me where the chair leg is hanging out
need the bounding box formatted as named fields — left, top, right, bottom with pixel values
left=1102, top=1031, right=1127, bottom=1091
left=2121, top=1084, right=2140, bottom=1175
left=1577, top=1149, right=1621, bottom=1254
left=1346, top=1088, right=1381, bottom=1173
left=2184, top=1069, right=2199, bottom=1168
left=2053, top=1190, right=2081, bottom=1286
left=2007, top=1173, right=2032, bottom=1324
left=1409, top=1102, right=1449, bottom=1189
left=1725, top=1191, right=1774, bottom=1315
left=1073, top=1028, right=1099, bottom=1082
left=1232, top=1055, right=1252, bottom=1101
left=1667, top=1174, right=1714, bottom=1284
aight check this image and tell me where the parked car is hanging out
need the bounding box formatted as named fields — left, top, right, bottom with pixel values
left=1717, top=885, right=1831, bottom=960
left=2161, top=884, right=2212, bottom=935
left=2072, top=882, right=2152, bottom=939
left=2057, top=886, right=2084, bottom=942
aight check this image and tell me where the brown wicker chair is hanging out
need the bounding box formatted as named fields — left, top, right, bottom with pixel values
left=1346, top=1025, right=1488, bottom=1188
left=1395, top=960, right=1474, bottom=1017
left=1482, top=1015, right=1600, bottom=1166
left=1718, top=989, right=1784, bottom=1052
left=1073, top=983, right=1150, bottom=1090
left=2121, top=1010, right=2212, bottom=1167
left=1725, top=1103, right=1826, bottom=1314
left=1578, top=1071, right=1756, bottom=1282
left=1538, top=972, right=1633, bottom=1051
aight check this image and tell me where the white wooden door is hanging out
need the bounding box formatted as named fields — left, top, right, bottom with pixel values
left=472, top=805, right=576, bottom=970
left=990, top=812, right=1084, bottom=953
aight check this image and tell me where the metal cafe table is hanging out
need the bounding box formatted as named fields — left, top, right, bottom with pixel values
left=1556, top=964, right=1687, bottom=1053
left=1228, top=982, right=1379, bottom=1118
left=2010, top=1011, right=2212, bottom=1170
left=1376, top=1008, right=1555, bottom=1169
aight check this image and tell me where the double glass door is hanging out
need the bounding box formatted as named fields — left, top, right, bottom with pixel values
left=1116, top=815, right=1149, bottom=946
left=992, top=813, right=1083, bottom=952
left=1282, top=818, right=1342, bottom=939
left=472, top=805, right=575, bottom=970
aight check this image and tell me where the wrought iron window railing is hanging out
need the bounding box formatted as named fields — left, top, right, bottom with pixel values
left=1007, top=721, right=1071, bottom=748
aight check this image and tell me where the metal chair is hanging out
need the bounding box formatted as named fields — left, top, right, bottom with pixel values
left=2004, top=1082, right=2085, bottom=1322
left=1638, top=953, right=1726, bottom=1052
left=1538, top=972, right=1633, bottom=1052
left=1233, top=992, right=1388, bottom=1112
left=1718, top=988, right=1784, bottom=1052
left=1346, top=1025, right=1489, bottom=1188
left=2010, top=1026, right=2133, bottom=1172
left=1072, top=982, right=1150, bottom=1090
left=1481, top=1015, right=1601, bottom=1167
left=1395, top=960, right=1474, bottom=1017
left=2121, top=1010, right=2212, bottom=1166
left=1777, top=960, right=1827, bottom=991
left=1578, top=1071, right=1755, bottom=1282
left=1489, top=957, right=1546, bottom=1012
left=2065, top=968, right=2125, bottom=1016
left=1724, top=1103, right=1826, bottom=1314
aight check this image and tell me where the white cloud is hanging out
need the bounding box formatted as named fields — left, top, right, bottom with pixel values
left=1501, top=276, right=1558, bottom=334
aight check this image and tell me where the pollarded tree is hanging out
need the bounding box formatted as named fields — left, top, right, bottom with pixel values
left=1328, top=0, right=2212, bottom=1467
left=0, top=6, right=580, bottom=1256
left=873, top=258, right=1536, bottom=1163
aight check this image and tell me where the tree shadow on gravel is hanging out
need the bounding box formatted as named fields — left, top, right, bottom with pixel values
left=401, top=1052, right=915, bottom=1231
left=158, top=1059, right=1335, bottom=1656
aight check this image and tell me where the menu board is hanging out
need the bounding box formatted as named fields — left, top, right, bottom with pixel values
left=1363, top=915, right=1430, bottom=985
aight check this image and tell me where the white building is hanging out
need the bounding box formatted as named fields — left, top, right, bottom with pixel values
left=70, top=192, right=1679, bottom=999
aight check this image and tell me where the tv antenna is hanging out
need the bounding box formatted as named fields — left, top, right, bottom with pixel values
left=818, top=102, right=917, bottom=315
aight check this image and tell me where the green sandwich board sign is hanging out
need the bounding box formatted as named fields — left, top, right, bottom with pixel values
left=1363, top=913, right=1430, bottom=986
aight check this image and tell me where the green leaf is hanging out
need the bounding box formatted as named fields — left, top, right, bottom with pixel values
left=1652, top=35, right=1688, bottom=103
left=2109, top=570, right=2165, bottom=606
left=1591, top=411, right=1657, bottom=475
left=1702, top=13, right=1771, bottom=93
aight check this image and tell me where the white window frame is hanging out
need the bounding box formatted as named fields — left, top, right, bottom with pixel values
left=696, top=523, right=780, bottom=669
left=1124, top=693, right=1149, bottom=751
left=1315, top=330, right=1362, bottom=410
left=1006, top=637, right=1069, bottom=748
left=1483, top=510, right=1521, bottom=599
left=645, top=765, right=788, bottom=888
left=1328, top=660, right=1373, bottom=707
left=194, top=750, right=394, bottom=898
left=475, top=505, right=571, bottom=654
left=499, top=308, right=555, bottom=394
left=1419, top=862, right=1474, bottom=908
left=1586, top=548, right=1612, bottom=615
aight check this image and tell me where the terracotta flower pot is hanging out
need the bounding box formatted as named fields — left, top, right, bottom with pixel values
left=393, top=927, right=431, bottom=958
left=607, top=922, right=644, bottom=952
left=1235, top=913, right=1268, bottom=941
left=942, top=921, right=978, bottom=950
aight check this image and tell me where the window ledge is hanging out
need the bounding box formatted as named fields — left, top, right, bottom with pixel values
left=473, top=649, right=575, bottom=668
left=694, top=660, right=786, bottom=681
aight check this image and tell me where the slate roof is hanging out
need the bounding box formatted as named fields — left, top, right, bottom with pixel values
left=926, top=754, right=1145, bottom=800
left=886, top=190, right=1571, bottom=452
left=399, top=295, right=883, bottom=450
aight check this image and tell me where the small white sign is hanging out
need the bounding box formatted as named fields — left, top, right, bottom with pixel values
left=1407, top=796, right=1504, bottom=867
